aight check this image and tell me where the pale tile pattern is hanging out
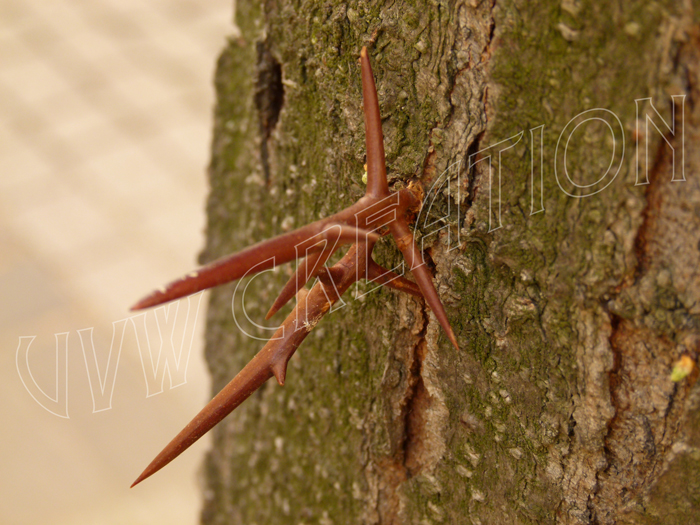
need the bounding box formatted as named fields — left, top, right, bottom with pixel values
left=0, top=1, right=235, bottom=524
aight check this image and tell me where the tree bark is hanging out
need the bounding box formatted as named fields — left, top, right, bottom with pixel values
left=199, top=1, right=700, bottom=523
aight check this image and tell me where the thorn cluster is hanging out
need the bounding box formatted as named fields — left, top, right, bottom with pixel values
left=130, top=47, right=458, bottom=488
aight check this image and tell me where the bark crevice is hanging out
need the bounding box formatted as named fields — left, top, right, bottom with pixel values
left=254, top=41, right=284, bottom=185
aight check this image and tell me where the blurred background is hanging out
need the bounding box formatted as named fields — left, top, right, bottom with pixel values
left=0, top=1, right=235, bottom=523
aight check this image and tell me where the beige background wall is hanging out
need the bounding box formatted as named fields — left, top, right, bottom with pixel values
left=0, top=1, right=234, bottom=523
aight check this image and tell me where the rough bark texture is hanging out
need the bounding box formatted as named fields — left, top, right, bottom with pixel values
left=199, top=1, right=700, bottom=524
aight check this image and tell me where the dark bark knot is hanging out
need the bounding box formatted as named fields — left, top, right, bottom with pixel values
left=255, top=42, right=284, bottom=184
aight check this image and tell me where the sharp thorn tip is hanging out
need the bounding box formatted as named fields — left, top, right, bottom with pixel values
left=448, top=332, right=459, bottom=351
left=271, top=361, right=287, bottom=386
left=130, top=475, right=144, bottom=488
left=130, top=300, right=145, bottom=311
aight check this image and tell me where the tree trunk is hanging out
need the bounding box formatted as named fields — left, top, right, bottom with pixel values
left=199, top=1, right=700, bottom=523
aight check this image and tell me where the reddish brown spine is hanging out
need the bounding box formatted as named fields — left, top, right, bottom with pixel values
left=130, top=47, right=460, bottom=487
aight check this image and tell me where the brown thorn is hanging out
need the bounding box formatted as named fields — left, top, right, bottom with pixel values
left=389, top=220, right=459, bottom=351
left=132, top=245, right=369, bottom=486
left=266, top=251, right=321, bottom=320
left=131, top=47, right=462, bottom=488
left=360, top=47, right=389, bottom=198
left=131, top=347, right=275, bottom=487
left=131, top=221, right=374, bottom=312
left=265, top=225, right=378, bottom=319
left=367, top=259, right=423, bottom=298
left=271, top=359, right=287, bottom=386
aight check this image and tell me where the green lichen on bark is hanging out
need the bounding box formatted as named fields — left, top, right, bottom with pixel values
left=200, top=1, right=700, bottom=524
